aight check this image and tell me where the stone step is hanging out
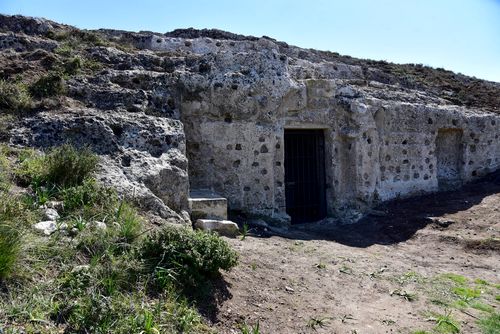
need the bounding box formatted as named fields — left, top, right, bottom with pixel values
left=188, top=189, right=227, bottom=220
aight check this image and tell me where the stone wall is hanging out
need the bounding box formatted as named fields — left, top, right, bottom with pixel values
left=182, top=75, right=500, bottom=223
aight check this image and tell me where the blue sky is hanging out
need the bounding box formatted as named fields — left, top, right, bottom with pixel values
left=2, top=0, right=499, bottom=82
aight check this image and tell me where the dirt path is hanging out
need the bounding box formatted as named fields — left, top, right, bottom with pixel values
left=213, top=175, right=500, bottom=333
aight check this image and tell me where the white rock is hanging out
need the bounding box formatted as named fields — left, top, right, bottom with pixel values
left=34, top=221, right=57, bottom=235
left=45, top=201, right=64, bottom=211
left=33, top=221, right=67, bottom=235
left=43, top=208, right=60, bottom=221
left=89, top=221, right=107, bottom=230
left=194, top=219, right=240, bottom=238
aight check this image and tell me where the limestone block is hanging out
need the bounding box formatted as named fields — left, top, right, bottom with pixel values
left=194, top=219, right=239, bottom=238
left=189, top=190, right=228, bottom=220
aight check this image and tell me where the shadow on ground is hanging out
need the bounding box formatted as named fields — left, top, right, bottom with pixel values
left=243, top=171, right=500, bottom=248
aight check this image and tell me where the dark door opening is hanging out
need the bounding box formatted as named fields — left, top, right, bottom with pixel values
left=284, top=129, right=327, bottom=224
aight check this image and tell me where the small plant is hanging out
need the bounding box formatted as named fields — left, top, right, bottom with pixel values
left=240, top=321, right=260, bottom=334
left=307, top=317, right=329, bottom=330
left=441, top=273, right=468, bottom=285
left=240, top=223, right=250, bottom=241
left=453, top=286, right=481, bottom=303
left=29, top=72, right=66, bottom=98
left=0, top=222, right=21, bottom=279
left=390, top=289, right=417, bottom=302
left=471, top=302, right=495, bottom=314
left=115, top=200, right=141, bottom=243
left=314, top=262, right=326, bottom=269
left=71, top=216, right=87, bottom=231
left=428, top=310, right=460, bottom=334
left=339, top=265, right=353, bottom=274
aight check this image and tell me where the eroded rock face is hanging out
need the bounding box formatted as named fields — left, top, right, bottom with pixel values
left=10, top=110, right=189, bottom=222
left=2, top=14, right=500, bottom=224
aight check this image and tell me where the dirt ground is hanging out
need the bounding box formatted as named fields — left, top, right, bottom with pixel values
left=211, top=174, right=500, bottom=333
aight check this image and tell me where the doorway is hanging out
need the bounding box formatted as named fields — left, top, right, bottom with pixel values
left=436, top=128, right=463, bottom=190
left=284, top=129, right=327, bottom=224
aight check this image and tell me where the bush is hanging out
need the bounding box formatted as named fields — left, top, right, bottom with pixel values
left=18, top=145, right=98, bottom=189
left=29, top=72, right=66, bottom=98
left=45, top=145, right=98, bottom=188
left=0, top=222, right=21, bottom=279
left=140, top=226, right=238, bottom=289
left=64, top=56, right=82, bottom=75
left=61, top=178, right=116, bottom=213
left=0, top=79, right=33, bottom=114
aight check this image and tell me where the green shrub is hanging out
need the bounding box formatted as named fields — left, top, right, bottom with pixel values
left=64, top=56, right=82, bottom=75
left=45, top=145, right=98, bottom=188
left=61, top=178, right=115, bottom=213
left=18, top=145, right=98, bottom=189
left=140, top=226, right=238, bottom=289
left=0, top=79, right=33, bottom=114
left=29, top=72, right=66, bottom=98
left=0, top=222, right=21, bottom=279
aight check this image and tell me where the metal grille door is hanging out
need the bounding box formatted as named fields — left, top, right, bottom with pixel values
left=284, top=129, right=327, bottom=224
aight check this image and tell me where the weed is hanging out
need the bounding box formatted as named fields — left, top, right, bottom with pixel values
left=0, top=222, right=21, bottom=279
left=307, top=317, right=329, bottom=330
left=475, top=279, right=490, bottom=286
left=314, top=262, right=326, bottom=270
left=339, top=265, right=353, bottom=274
left=471, top=302, right=495, bottom=314
left=115, top=200, right=141, bottom=243
left=453, top=286, right=481, bottom=303
left=477, top=313, right=500, bottom=334
left=398, top=271, right=424, bottom=285
left=54, top=43, right=73, bottom=57
left=240, top=223, right=249, bottom=241
left=496, top=295, right=500, bottom=302
left=240, top=321, right=260, bottom=334
left=441, top=273, right=468, bottom=285
left=140, top=309, right=159, bottom=334
left=390, top=289, right=417, bottom=302
left=428, top=310, right=460, bottom=334
left=69, top=216, right=86, bottom=232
